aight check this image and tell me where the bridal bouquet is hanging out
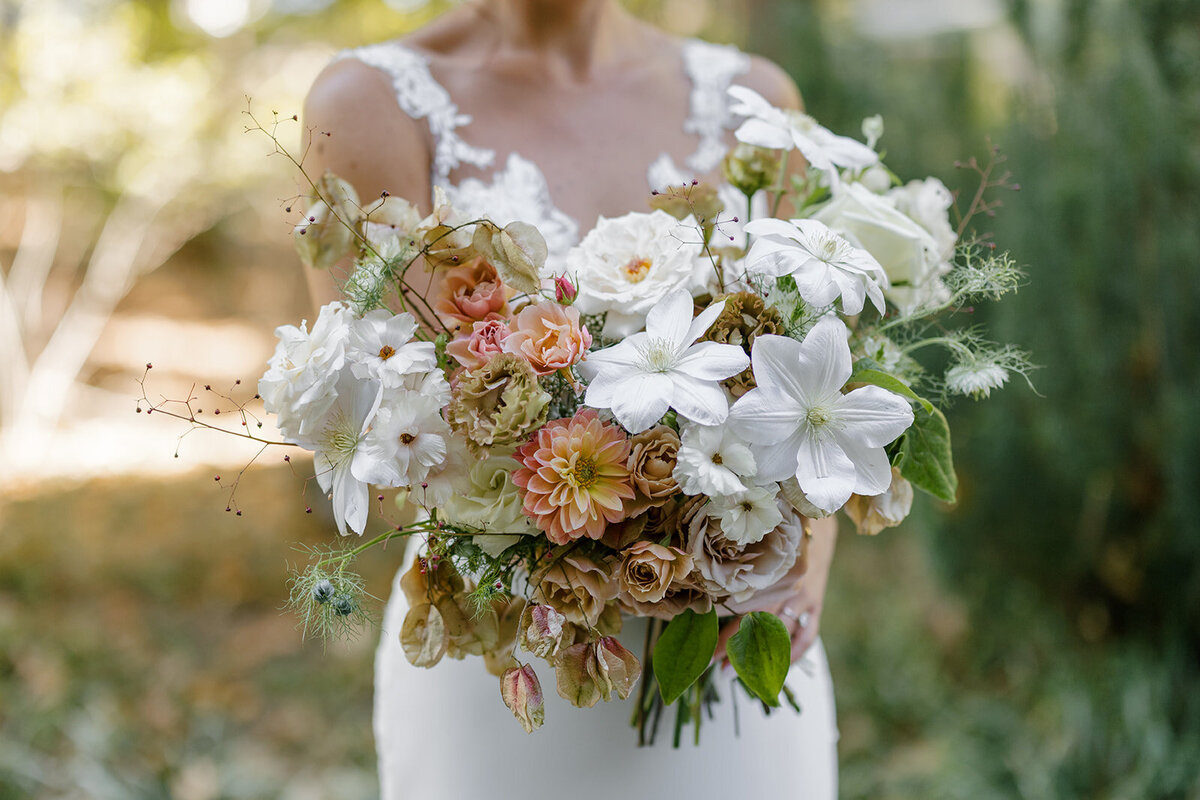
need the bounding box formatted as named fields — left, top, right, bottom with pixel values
left=245, top=87, right=1028, bottom=742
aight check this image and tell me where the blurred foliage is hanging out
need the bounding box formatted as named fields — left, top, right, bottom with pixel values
left=751, top=0, right=1200, bottom=797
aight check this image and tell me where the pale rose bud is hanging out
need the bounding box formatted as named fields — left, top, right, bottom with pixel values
left=519, top=604, right=568, bottom=660
left=592, top=636, right=641, bottom=702
left=500, top=664, right=545, bottom=733
left=293, top=171, right=360, bottom=270
left=554, top=274, right=577, bottom=305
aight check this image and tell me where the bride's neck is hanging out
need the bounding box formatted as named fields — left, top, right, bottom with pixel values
left=475, top=0, right=638, bottom=81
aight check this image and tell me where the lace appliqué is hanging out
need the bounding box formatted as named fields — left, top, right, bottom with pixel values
left=446, top=153, right=580, bottom=271
left=335, top=43, right=494, bottom=186
left=681, top=39, right=751, bottom=174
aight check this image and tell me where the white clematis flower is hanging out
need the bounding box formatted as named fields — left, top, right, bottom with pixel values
left=743, top=218, right=888, bottom=316
left=728, top=86, right=878, bottom=176
left=673, top=422, right=757, bottom=496
left=706, top=485, right=785, bottom=546
left=579, top=289, right=749, bottom=434
left=347, top=309, right=437, bottom=389
left=727, top=319, right=914, bottom=514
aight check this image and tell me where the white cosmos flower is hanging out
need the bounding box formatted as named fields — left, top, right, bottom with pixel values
left=742, top=218, right=888, bottom=316
left=707, top=485, right=785, bottom=546
left=347, top=309, right=437, bottom=389
left=258, top=302, right=350, bottom=441
left=673, top=422, right=757, bottom=496
left=579, top=288, right=749, bottom=434
left=567, top=210, right=708, bottom=339
left=291, top=368, right=384, bottom=536
left=728, top=86, right=878, bottom=176
left=727, top=319, right=914, bottom=514
left=356, top=391, right=450, bottom=489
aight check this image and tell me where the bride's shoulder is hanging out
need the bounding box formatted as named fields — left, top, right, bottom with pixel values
left=738, top=51, right=805, bottom=112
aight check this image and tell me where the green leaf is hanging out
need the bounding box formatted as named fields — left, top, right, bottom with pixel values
left=897, top=404, right=958, bottom=502
left=653, top=609, right=719, bottom=705
left=848, top=365, right=934, bottom=413
left=726, top=612, right=791, bottom=707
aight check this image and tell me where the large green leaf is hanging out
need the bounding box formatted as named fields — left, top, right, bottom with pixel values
left=652, top=609, right=719, bottom=705
left=897, top=404, right=958, bottom=502
left=726, top=612, right=791, bottom=707
left=847, top=366, right=934, bottom=413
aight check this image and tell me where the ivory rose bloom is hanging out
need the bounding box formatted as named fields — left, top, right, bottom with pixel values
left=434, top=257, right=510, bottom=329
left=567, top=210, right=707, bottom=338
left=531, top=555, right=619, bottom=628
left=625, top=425, right=681, bottom=515
left=503, top=300, right=592, bottom=375
left=446, top=318, right=511, bottom=371
left=813, top=181, right=951, bottom=315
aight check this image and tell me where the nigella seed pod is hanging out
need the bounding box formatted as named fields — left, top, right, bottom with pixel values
left=312, top=579, right=334, bottom=604
left=333, top=594, right=355, bottom=616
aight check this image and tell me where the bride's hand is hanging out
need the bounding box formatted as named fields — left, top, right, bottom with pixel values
left=714, top=515, right=838, bottom=665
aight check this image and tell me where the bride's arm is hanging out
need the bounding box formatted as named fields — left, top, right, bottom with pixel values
left=299, top=57, right=435, bottom=308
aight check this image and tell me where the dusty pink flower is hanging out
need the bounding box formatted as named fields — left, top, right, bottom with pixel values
left=434, top=256, right=510, bottom=329
left=503, top=301, right=592, bottom=376
left=555, top=636, right=642, bottom=708
left=500, top=664, right=545, bottom=733
left=512, top=409, right=635, bottom=544
left=446, top=318, right=512, bottom=370
left=519, top=603, right=568, bottom=660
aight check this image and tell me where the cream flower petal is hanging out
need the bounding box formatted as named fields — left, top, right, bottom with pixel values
left=727, top=388, right=803, bottom=443
left=668, top=375, right=731, bottom=427
left=751, top=431, right=807, bottom=483
left=674, top=341, right=751, bottom=381
left=837, top=433, right=894, bottom=496
left=645, top=287, right=699, bottom=345
left=834, top=386, right=915, bottom=448
left=793, top=427, right=857, bottom=513
left=609, top=372, right=674, bottom=433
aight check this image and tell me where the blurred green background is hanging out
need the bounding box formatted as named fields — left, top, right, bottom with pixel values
left=1, top=0, right=1197, bottom=797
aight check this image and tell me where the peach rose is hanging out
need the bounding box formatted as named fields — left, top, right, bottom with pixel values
left=625, top=425, right=680, bottom=516
left=531, top=555, right=618, bottom=628
left=617, top=541, right=693, bottom=607
left=446, top=318, right=512, bottom=371
left=434, top=256, right=510, bottom=329
left=503, top=301, right=593, bottom=376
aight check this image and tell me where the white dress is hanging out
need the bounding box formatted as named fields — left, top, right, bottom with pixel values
left=336, top=38, right=839, bottom=800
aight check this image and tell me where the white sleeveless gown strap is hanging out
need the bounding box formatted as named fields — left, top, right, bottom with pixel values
left=337, top=39, right=839, bottom=800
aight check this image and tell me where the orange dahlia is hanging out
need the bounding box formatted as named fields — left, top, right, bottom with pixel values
left=513, top=410, right=635, bottom=544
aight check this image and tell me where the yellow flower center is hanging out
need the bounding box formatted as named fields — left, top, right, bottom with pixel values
left=378, top=345, right=396, bottom=360
left=571, top=457, right=598, bottom=489
left=806, top=406, right=832, bottom=428
left=622, top=257, right=653, bottom=283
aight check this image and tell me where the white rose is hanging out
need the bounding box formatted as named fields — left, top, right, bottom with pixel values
left=568, top=210, right=707, bottom=338
left=438, top=449, right=537, bottom=557
left=812, top=182, right=950, bottom=315
left=258, top=302, right=350, bottom=441
left=889, top=178, right=958, bottom=262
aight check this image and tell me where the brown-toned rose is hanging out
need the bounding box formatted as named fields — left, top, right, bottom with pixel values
left=503, top=300, right=592, bottom=376
left=701, top=292, right=785, bottom=397
left=685, top=499, right=804, bottom=605
left=616, top=540, right=712, bottom=619
left=433, top=256, right=510, bottom=329
left=844, top=467, right=913, bottom=535
left=624, top=425, right=681, bottom=516
left=531, top=555, right=619, bottom=628
left=500, top=664, right=545, bottom=733
left=617, top=541, right=692, bottom=606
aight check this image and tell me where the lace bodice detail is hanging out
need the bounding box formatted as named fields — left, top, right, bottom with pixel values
left=336, top=38, right=751, bottom=266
